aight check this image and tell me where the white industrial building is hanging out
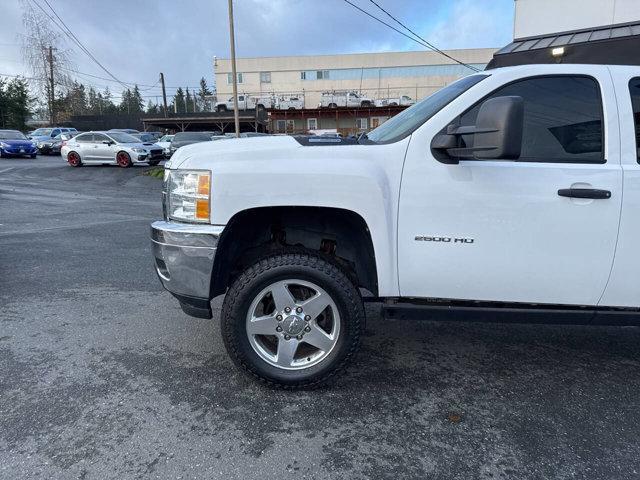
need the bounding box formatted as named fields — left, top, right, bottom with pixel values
left=213, top=49, right=495, bottom=110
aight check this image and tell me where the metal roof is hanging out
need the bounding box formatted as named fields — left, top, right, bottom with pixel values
left=496, top=21, right=640, bottom=56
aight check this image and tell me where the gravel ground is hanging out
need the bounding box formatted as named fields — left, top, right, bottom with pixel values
left=1, top=155, right=640, bottom=479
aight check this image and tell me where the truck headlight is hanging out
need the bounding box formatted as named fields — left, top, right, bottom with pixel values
left=164, top=170, right=211, bottom=223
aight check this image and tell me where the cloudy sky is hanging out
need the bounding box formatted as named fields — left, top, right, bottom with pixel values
left=1, top=0, right=514, bottom=103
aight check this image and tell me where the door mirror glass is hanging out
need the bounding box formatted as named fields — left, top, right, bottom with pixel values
left=472, top=96, right=523, bottom=159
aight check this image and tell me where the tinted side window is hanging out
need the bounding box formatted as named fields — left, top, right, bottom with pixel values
left=75, top=134, right=93, bottom=142
left=93, top=134, right=109, bottom=143
left=629, top=77, right=640, bottom=162
left=459, top=76, right=604, bottom=163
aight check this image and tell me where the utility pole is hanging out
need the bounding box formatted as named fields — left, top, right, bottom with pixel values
left=160, top=72, right=168, bottom=117
left=48, top=46, right=55, bottom=125
left=227, top=0, right=240, bottom=137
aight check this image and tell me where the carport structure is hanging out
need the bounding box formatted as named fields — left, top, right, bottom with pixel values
left=142, top=110, right=268, bottom=133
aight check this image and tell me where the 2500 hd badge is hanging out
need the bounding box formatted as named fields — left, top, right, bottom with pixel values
left=415, top=235, right=475, bottom=244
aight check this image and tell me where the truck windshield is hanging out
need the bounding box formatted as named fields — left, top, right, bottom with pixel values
left=367, top=74, right=489, bottom=144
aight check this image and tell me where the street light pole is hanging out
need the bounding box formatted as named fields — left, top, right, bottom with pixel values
left=227, top=0, right=240, bottom=137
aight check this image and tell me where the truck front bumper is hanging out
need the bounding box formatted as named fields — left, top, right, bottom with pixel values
left=150, top=221, right=224, bottom=319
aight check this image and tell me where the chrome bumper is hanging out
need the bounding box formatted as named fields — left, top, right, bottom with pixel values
left=150, top=221, right=224, bottom=317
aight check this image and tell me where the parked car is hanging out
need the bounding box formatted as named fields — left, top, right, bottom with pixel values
left=131, top=133, right=159, bottom=144
left=108, top=128, right=140, bottom=134
left=0, top=130, right=37, bottom=158
left=156, top=134, right=174, bottom=157
left=151, top=63, right=640, bottom=388
left=169, top=131, right=219, bottom=155
left=215, top=94, right=273, bottom=112
left=147, top=131, right=163, bottom=140
left=37, top=131, right=79, bottom=155
left=374, top=95, right=416, bottom=107
left=61, top=131, right=164, bottom=167
left=320, top=91, right=373, bottom=108
left=28, top=127, right=73, bottom=143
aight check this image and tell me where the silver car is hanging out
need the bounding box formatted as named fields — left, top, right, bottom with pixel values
left=61, top=131, right=164, bottom=167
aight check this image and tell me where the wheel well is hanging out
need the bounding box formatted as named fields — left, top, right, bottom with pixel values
left=211, top=207, right=378, bottom=298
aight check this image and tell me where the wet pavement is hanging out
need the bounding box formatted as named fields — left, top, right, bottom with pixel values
left=1, top=156, right=640, bottom=479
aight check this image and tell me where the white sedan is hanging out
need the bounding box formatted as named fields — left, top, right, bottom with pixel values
left=61, top=131, right=165, bottom=167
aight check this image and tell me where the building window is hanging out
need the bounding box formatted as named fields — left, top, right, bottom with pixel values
left=276, top=120, right=286, bottom=132
left=227, top=73, right=243, bottom=84
left=260, top=72, right=271, bottom=83
left=356, top=118, right=368, bottom=130
left=301, top=70, right=330, bottom=80
left=307, top=118, right=317, bottom=130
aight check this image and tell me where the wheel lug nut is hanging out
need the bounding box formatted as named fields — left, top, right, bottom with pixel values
left=276, top=326, right=282, bottom=332
left=276, top=315, right=283, bottom=321
left=296, top=334, right=303, bottom=340
left=284, top=307, right=291, bottom=313
left=296, top=307, right=303, bottom=314
left=304, top=315, right=311, bottom=321
left=284, top=334, right=291, bottom=340
left=304, top=326, right=311, bottom=332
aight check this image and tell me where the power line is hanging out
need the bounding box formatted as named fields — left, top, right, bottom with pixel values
left=342, top=0, right=479, bottom=72
left=29, top=0, right=130, bottom=90
left=367, top=0, right=480, bottom=71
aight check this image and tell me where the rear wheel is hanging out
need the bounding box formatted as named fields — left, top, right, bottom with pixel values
left=217, top=105, right=227, bottom=112
left=116, top=151, right=132, bottom=168
left=30, top=154, right=37, bottom=158
left=148, top=160, right=161, bottom=166
left=328, top=103, right=337, bottom=108
left=221, top=251, right=364, bottom=389
left=67, top=151, right=82, bottom=167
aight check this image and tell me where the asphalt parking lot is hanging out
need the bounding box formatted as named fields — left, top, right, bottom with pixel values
left=1, top=155, right=640, bottom=479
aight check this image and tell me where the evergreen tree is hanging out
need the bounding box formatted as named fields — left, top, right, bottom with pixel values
left=0, top=77, right=32, bottom=130
left=173, top=87, right=185, bottom=114
left=185, top=87, right=192, bottom=113
left=131, top=85, right=144, bottom=113
left=146, top=100, right=160, bottom=115
left=198, top=77, right=212, bottom=111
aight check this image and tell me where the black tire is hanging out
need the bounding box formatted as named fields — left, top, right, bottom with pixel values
left=217, top=105, right=227, bottom=112
left=328, top=103, right=337, bottom=108
left=30, top=154, right=37, bottom=158
left=221, top=251, right=364, bottom=389
left=361, top=101, right=372, bottom=107
left=148, top=160, right=161, bottom=166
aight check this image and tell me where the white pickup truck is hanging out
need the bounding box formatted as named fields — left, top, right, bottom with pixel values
left=320, top=91, right=374, bottom=108
left=374, top=95, right=416, bottom=107
left=151, top=64, right=640, bottom=388
left=215, top=94, right=274, bottom=112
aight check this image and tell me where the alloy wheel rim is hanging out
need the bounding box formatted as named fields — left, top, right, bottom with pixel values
left=68, top=153, right=79, bottom=165
left=245, top=279, right=341, bottom=370
left=117, top=153, right=129, bottom=166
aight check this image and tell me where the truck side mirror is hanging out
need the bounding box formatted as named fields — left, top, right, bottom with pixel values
left=431, top=96, right=524, bottom=163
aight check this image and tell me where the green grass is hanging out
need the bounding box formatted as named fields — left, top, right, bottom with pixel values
left=143, top=166, right=165, bottom=178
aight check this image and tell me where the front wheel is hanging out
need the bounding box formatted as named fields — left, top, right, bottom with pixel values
left=148, top=160, right=161, bottom=166
left=221, top=251, right=364, bottom=389
left=116, top=151, right=132, bottom=168
left=67, top=151, right=82, bottom=167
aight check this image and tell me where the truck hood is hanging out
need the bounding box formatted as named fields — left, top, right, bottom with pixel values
left=167, top=135, right=305, bottom=169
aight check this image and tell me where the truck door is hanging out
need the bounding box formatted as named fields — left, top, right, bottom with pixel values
left=398, top=69, right=622, bottom=306
left=599, top=70, right=640, bottom=307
